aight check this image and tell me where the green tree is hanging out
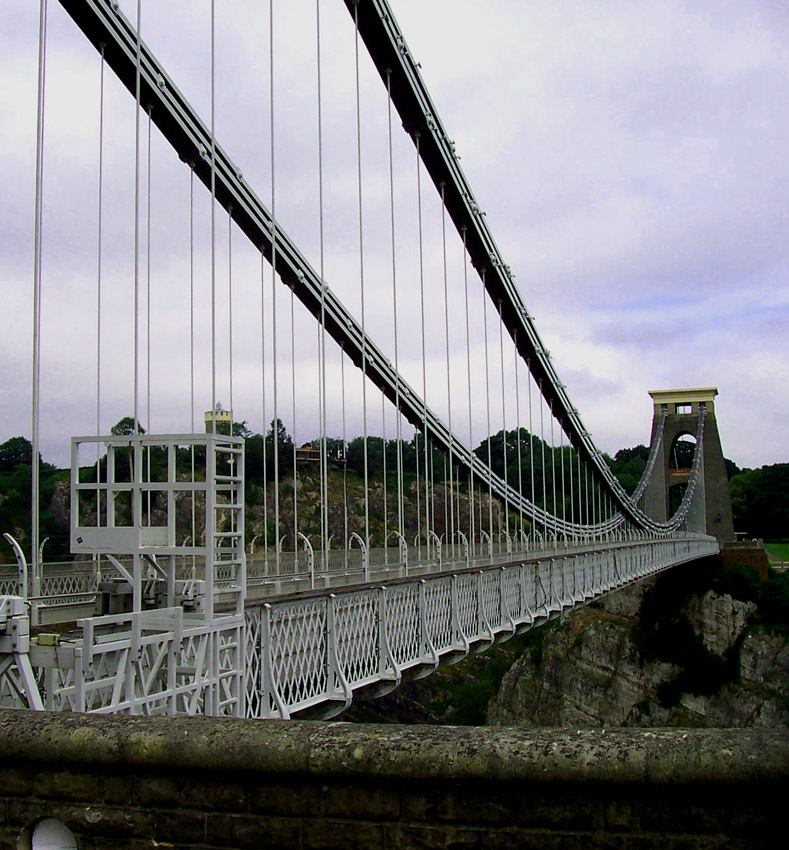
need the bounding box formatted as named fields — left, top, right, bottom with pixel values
left=233, top=420, right=252, bottom=438
left=265, top=419, right=294, bottom=481
left=735, top=463, right=789, bottom=539
left=0, top=436, right=34, bottom=473
left=609, top=445, right=649, bottom=495
left=110, top=416, right=146, bottom=436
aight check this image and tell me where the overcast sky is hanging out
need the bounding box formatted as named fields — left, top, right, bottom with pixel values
left=1, top=0, right=787, bottom=471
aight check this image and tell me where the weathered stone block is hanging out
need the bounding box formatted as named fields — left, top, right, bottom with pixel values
left=604, top=797, right=635, bottom=831
left=0, top=767, right=34, bottom=796
left=248, top=780, right=322, bottom=816
left=7, top=799, right=79, bottom=832
left=182, top=776, right=245, bottom=811
left=637, top=792, right=758, bottom=835
left=483, top=833, right=624, bottom=850
left=323, top=782, right=400, bottom=820
left=301, top=819, right=385, bottom=850
left=206, top=813, right=300, bottom=850
left=155, top=810, right=206, bottom=845
left=435, top=783, right=519, bottom=826
left=101, top=774, right=133, bottom=805
left=519, top=789, right=603, bottom=831
left=35, top=769, right=99, bottom=802
left=625, top=837, right=709, bottom=849
left=399, top=785, right=438, bottom=822
left=74, top=804, right=159, bottom=839
left=133, top=774, right=182, bottom=807
left=385, top=823, right=485, bottom=850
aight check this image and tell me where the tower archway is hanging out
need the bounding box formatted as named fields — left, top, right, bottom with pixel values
left=643, top=388, right=735, bottom=542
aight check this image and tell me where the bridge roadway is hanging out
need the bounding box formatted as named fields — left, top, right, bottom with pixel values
left=3, top=534, right=718, bottom=718
left=1, top=535, right=717, bottom=624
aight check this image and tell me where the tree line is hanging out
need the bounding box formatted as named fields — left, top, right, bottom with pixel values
left=1, top=419, right=785, bottom=563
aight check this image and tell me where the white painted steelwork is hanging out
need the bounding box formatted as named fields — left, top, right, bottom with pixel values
left=243, top=535, right=718, bottom=719
left=1, top=535, right=717, bottom=717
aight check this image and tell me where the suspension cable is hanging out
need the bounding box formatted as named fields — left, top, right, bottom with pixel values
left=569, top=431, right=576, bottom=535
left=382, top=394, right=388, bottom=558
left=482, top=272, right=494, bottom=547
left=269, top=0, right=280, bottom=572
left=499, top=301, right=509, bottom=548
left=190, top=166, right=195, bottom=433
left=443, top=454, right=449, bottom=548
left=353, top=1, right=370, bottom=550
left=462, top=227, right=474, bottom=554
left=315, top=0, right=328, bottom=566
left=385, top=69, right=404, bottom=543
left=190, top=165, right=197, bottom=576
left=341, top=345, right=348, bottom=562
left=576, top=452, right=582, bottom=536
left=539, top=383, right=548, bottom=540
left=527, top=360, right=536, bottom=542
left=291, top=286, right=297, bottom=552
left=209, top=0, right=217, bottom=434
left=133, top=0, right=141, bottom=435
left=260, top=254, right=268, bottom=562
left=146, top=107, right=152, bottom=432
left=514, top=331, right=524, bottom=547
left=414, top=430, right=421, bottom=546
left=31, top=0, right=48, bottom=577
left=316, top=324, right=324, bottom=556
left=415, top=134, right=429, bottom=550
left=550, top=407, right=557, bottom=539
left=228, top=208, right=234, bottom=422
left=440, top=184, right=454, bottom=552
left=96, top=44, right=105, bottom=444
left=560, top=423, right=567, bottom=539
left=145, top=107, right=152, bottom=518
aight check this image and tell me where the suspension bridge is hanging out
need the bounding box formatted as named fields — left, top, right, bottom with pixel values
left=0, top=0, right=723, bottom=719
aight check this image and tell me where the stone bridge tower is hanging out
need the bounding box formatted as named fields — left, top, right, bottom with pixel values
left=643, top=387, right=735, bottom=542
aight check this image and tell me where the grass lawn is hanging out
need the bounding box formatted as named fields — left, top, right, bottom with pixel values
left=765, top=542, right=789, bottom=561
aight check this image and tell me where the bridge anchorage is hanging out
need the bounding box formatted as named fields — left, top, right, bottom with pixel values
left=1, top=0, right=721, bottom=717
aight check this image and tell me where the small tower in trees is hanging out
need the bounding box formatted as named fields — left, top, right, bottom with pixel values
left=204, top=403, right=233, bottom=436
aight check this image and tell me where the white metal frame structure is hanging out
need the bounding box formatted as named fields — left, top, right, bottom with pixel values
left=0, top=433, right=248, bottom=715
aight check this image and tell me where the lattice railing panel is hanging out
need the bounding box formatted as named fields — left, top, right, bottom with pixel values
left=269, top=599, right=328, bottom=707
left=425, top=578, right=453, bottom=653
left=386, top=584, right=421, bottom=667
left=502, top=569, right=521, bottom=624
left=335, top=592, right=379, bottom=686
left=482, top=571, right=502, bottom=630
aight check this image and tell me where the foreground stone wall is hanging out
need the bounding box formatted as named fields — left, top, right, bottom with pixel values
left=1, top=711, right=786, bottom=849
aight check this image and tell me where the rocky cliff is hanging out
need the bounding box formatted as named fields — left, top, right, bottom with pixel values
left=487, top=560, right=789, bottom=728
left=347, top=558, right=789, bottom=729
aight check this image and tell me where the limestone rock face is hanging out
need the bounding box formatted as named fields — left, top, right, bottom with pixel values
left=487, top=578, right=789, bottom=730
left=685, top=591, right=756, bottom=656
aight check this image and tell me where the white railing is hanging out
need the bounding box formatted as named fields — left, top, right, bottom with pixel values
left=243, top=535, right=719, bottom=719
left=1, top=535, right=718, bottom=716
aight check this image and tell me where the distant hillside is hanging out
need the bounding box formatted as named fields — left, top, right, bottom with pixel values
left=1, top=425, right=785, bottom=563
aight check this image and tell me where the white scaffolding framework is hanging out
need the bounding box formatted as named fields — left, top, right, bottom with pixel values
left=0, top=433, right=249, bottom=716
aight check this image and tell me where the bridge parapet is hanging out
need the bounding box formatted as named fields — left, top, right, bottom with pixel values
left=0, top=711, right=785, bottom=849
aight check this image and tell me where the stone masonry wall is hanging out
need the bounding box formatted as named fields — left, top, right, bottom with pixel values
left=1, top=711, right=787, bottom=849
